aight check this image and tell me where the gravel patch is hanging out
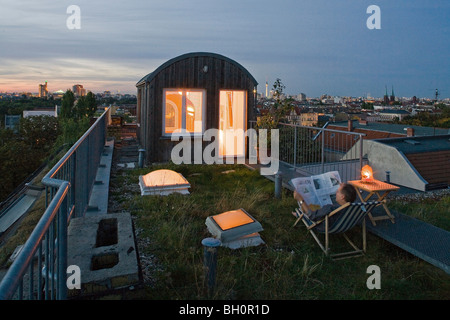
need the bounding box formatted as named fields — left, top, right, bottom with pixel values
left=388, top=188, right=450, bottom=204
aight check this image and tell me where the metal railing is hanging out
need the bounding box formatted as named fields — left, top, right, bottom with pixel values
left=0, top=108, right=111, bottom=300
left=251, top=121, right=367, bottom=181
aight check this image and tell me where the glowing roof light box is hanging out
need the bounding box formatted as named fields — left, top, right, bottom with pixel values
left=205, top=208, right=264, bottom=249
left=139, top=169, right=191, bottom=196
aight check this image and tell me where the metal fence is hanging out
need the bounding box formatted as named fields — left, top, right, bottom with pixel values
left=0, top=108, right=111, bottom=300
left=251, top=121, right=367, bottom=181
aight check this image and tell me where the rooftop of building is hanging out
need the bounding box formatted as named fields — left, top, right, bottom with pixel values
left=374, top=134, right=450, bottom=154
left=329, top=120, right=450, bottom=136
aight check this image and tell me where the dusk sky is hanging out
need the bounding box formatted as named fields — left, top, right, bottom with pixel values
left=1, top=0, right=448, bottom=99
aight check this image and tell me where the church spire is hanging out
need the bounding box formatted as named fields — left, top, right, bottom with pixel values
left=383, top=85, right=389, bottom=105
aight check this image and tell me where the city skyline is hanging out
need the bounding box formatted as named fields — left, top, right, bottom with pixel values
left=1, top=80, right=443, bottom=101
left=0, top=1, right=449, bottom=99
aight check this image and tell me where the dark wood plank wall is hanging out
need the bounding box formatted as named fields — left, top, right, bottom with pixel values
left=137, top=55, right=256, bottom=163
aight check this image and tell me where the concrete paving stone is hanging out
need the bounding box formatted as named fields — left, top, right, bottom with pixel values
left=67, top=212, right=140, bottom=296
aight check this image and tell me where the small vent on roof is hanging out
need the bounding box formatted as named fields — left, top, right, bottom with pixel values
left=404, top=139, right=420, bottom=145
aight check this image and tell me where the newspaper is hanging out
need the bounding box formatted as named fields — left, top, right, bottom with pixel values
left=291, top=171, right=341, bottom=207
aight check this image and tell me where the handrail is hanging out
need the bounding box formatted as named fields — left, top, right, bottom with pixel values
left=250, top=120, right=367, bottom=137
left=0, top=182, right=70, bottom=300
left=0, top=107, right=111, bottom=300
left=43, top=111, right=109, bottom=184
left=282, top=122, right=366, bottom=136
left=249, top=120, right=366, bottom=180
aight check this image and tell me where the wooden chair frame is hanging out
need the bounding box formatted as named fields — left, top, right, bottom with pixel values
left=293, top=201, right=384, bottom=260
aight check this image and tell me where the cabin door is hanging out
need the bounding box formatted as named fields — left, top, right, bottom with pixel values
left=219, top=90, right=246, bottom=158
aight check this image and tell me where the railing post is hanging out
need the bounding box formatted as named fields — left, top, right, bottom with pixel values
left=359, top=134, right=363, bottom=171
left=202, top=237, right=221, bottom=298
left=321, top=128, right=325, bottom=173
left=293, top=126, right=297, bottom=169
left=275, top=172, right=282, bottom=199
left=138, top=149, right=146, bottom=168
left=57, top=195, right=68, bottom=300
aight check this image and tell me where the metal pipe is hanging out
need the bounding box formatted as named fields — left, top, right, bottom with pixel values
left=202, top=238, right=221, bottom=298
left=293, top=126, right=297, bottom=169
left=138, top=149, right=146, bottom=168
left=275, top=172, right=282, bottom=199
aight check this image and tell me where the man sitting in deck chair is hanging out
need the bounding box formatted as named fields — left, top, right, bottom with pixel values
left=292, top=183, right=357, bottom=229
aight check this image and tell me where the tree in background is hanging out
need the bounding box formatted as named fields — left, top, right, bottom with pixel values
left=74, top=95, right=86, bottom=120
left=255, top=78, right=294, bottom=148
left=85, top=91, right=97, bottom=117
left=19, top=115, right=60, bottom=151
left=0, top=139, right=41, bottom=201
left=398, top=103, right=450, bottom=128
left=73, top=91, right=97, bottom=120
left=60, top=90, right=75, bottom=119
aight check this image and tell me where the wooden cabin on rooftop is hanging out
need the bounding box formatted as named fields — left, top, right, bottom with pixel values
left=136, top=52, right=258, bottom=164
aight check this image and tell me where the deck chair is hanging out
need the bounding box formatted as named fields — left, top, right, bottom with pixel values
left=292, top=201, right=384, bottom=260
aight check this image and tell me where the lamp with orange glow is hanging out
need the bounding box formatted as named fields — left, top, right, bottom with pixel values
left=361, top=165, right=373, bottom=182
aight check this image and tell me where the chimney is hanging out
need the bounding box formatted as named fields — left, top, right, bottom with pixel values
left=348, top=120, right=353, bottom=132
left=406, top=127, right=415, bottom=137
left=359, top=119, right=368, bottom=126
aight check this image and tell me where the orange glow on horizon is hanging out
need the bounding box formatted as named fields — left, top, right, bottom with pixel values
left=0, top=80, right=135, bottom=95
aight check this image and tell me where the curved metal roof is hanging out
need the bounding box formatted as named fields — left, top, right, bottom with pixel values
left=136, top=52, right=258, bottom=87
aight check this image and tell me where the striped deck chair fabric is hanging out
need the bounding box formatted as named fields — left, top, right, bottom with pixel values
left=328, top=201, right=380, bottom=233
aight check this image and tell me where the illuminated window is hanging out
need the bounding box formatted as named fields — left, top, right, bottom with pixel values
left=163, top=89, right=205, bottom=135
left=219, top=90, right=246, bottom=157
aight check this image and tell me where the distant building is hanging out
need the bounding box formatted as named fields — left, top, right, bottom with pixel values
left=136, top=52, right=258, bottom=163
left=322, top=119, right=449, bottom=162
left=73, top=84, right=86, bottom=97
left=287, top=108, right=317, bottom=126
left=377, top=109, right=410, bottom=121
left=390, top=86, right=396, bottom=103
left=52, top=90, right=65, bottom=99
left=328, top=119, right=448, bottom=139
left=23, top=107, right=58, bottom=118
left=4, top=115, right=21, bottom=132
left=38, top=81, right=48, bottom=98
left=296, top=93, right=306, bottom=102
left=383, top=86, right=389, bottom=105
left=343, top=135, right=450, bottom=191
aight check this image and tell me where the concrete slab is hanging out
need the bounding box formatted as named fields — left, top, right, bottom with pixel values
left=0, top=192, right=41, bottom=234
left=86, top=139, right=114, bottom=217
left=67, top=212, right=140, bottom=296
